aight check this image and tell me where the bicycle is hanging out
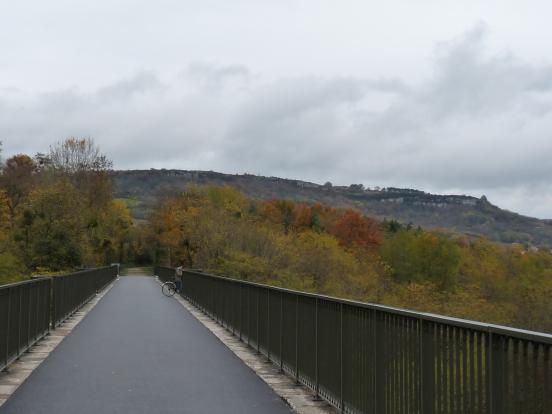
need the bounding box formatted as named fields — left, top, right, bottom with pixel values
left=161, top=266, right=183, bottom=297
left=161, top=281, right=180, bottom=297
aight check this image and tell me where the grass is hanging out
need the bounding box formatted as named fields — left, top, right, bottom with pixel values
left=119, top=264, right=154, bottom=276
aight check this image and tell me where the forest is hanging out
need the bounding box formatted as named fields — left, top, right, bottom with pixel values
left=2, top=139, right=552, bottom=333
left=0, top=139, right=132, bottom=283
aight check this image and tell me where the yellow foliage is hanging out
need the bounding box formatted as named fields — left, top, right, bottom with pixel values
left=147, top=186, right=552, bottom=333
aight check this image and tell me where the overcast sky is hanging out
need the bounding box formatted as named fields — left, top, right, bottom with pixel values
left=1, top=1, right=552, bottom=218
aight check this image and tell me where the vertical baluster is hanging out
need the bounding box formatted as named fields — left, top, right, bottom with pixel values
left=256, top=288, right=260, bottom=354
left=280, top=291, right=283, bottom=372
left=340, top=302, right=344, bottom=413
left=4, top=288, right=11, bottom=370
left=455, top=328, right=461, bottom=414
left=544, top=345, right=550, bottom=413
left=267, top=290, right=271, bottom=362
left=374, top=310, right=384, bottom=413
left=315, top=297, right=320, bottom=400
left=247, top=286, right=251, bottom=347
left=295, top=295, right=299, bottom=384
left=469, top=331, right=475, bottom=413
left=421, top=319, right=435, bottom=414
left=17, top=287, right=22, bottom=356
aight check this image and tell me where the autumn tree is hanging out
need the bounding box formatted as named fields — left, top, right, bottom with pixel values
left=0, top=154, right=37, bottom=228
left=150, top=187, right=213, bottom=267
left=381, top=229, right=460, bottom=288
left=330, top=210, right=382, bottom=250
left=262, top=199, right=295, bottom=233
left=48, top=137, right=112, bottom=174
left=291, top=204, right=322, bottom=232
left=48, top=137, right=114, bottom=209
left=18, top=179, right=83, bottom=270
left=0, top=156, right=24, bottom=282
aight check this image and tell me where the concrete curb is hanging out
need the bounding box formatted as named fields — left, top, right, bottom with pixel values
left=156, top=277, right=337, bottom=414
left=0, top=277, right=119, bottom=407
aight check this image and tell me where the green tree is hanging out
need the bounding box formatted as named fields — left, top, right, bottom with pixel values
left=381, top=229, right=460, bottom=288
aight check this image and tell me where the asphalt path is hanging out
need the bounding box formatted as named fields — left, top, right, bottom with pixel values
left=1, top=276, right=293, bottom=414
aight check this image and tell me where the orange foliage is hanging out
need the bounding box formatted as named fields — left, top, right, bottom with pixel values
left=261, top=200, right=294, bottom=228
left=330, top=210, right=382, bottom=249
left=292, top=204, right=312, bottom=229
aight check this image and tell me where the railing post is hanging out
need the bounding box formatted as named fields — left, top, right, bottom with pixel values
left=210, top=277, right=214, bottom=319
left=4, top=288, right=11, bottom=370
left=231, top=282, right=236, bottom=335
left=230, top=282, right=234, bottom=335
left=218, top=279, right=222, bottom=326
left=247, top=286, right=251, bottom=347
left=314, top=297, right=320, bottom=400
left=420, top=319, right=435, bottom=414
left=280, top=291, right=283, bottom=373
left=17, top=287, right=22, bottom=356
left=239, top=284, right=243, bottom=341
left=217, top=279, right=221, bottom=325
left=488, top=331, right=504, bottom=414
left=223, top=280, right=227, bottom=329
left=46, top=278, right=51, bottom=334
left=35, top=283, right=40, bottom=340
left=51, top=278, right=56, bottom=329
left=267, top=290, right=271, bottom=362
left=295, top=295, right=299, bottom=384
left=488, top=330, right=494, bottom=413
left=340, top=302, right=344, bottom=413
left=256, top=288, right=260, bottom=354
left=374, top=310, right=384, bottom=413
left=544, top=346, right=550, bottom=412
left=27, top=285, right=32, bottom=348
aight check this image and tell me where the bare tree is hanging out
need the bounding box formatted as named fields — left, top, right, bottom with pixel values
left=49, top=137, right=112, bottom=174
left=48, top=138, right=114, bottom=209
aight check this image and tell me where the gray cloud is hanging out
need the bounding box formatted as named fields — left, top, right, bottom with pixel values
left=97, top=72, right=164, bottom=101
left=185, top=63, right=252, bottom=93
left=2, top=27, right=552, bottom=218
left=219, top=26, right=552, bottom=193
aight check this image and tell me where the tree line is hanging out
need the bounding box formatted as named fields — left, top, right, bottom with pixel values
left=142, top=186, right=552, bottom=333
left=2, top=139, right=552, bottom=333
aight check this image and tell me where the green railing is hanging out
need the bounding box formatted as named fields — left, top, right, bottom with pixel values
left=175, top=268, right=552, bottom=414
left=0, top=265, right=118, bottom=372
left=0, top=278, right=51, bottom=372
left=52, top=266, right=119, bottom=327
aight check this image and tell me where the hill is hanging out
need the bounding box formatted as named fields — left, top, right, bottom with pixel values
left=112, top=169, right=552, bottom=248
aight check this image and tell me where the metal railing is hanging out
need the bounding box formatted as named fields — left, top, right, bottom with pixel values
left=175, top=268, right=552, bottom=414
left=0, top=265, right=118, bottom=372
left=154, top=266, right=176, bottom=283
left=52, top=266, right=119, bottom=327
left=0, top=278, right=51, bottom=372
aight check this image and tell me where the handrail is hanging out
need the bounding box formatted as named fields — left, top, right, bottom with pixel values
left=175, top=268, right=552, bottom=345
left=0, top=277, right=51, bottom=289
left=171, top=267, right=552, bottom=414
left=0, top=277, right=51, bottom=372
left=52, top=265, right=119, bottom=326
left=0, top=265, right=118, bottom=372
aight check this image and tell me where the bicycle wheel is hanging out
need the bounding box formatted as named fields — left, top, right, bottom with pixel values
left=162, top=282, right=177, bottom=297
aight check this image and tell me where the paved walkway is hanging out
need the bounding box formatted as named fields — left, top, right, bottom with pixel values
left=1, top=276, right=293, bottom=414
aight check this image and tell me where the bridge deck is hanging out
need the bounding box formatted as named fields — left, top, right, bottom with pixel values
left=1, top=275, right=293, bottom=414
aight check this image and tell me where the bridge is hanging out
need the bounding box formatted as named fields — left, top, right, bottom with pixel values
left=1, top=266, right=551, bottom=413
